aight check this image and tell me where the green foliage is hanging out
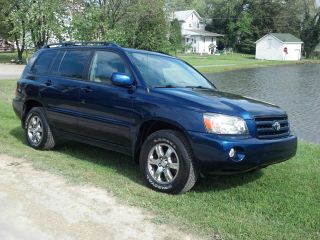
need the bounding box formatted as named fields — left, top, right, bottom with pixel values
left=71, top=4, right=104, bottom=41
left=169, top=19, right=183, bottom=54
left=205, top=0, right=320, bottom=56
left=1, top=0, right=319, bottom=58
left=27, top=0, right=67, bottom=49
left=301, top=6, right=320, bottom=58
left=70, top=0, right=170, bottom=52
left=121, top=0, right=169, bottom=52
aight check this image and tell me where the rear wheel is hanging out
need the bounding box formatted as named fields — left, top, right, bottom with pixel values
left=25, top=107, right=55, bottom=150
left=140, top=130, right=198, bottom=194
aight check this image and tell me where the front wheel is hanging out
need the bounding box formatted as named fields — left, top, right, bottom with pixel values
left=140, top=130, right=198, bottom=194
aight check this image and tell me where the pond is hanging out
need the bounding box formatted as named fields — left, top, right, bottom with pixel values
left=205, top=64, right=320, bottom=144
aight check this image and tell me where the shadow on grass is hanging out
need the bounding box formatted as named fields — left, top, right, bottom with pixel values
left=10, top=126, right=263, bottom=192
left=192, top=171, right=263, bottom=193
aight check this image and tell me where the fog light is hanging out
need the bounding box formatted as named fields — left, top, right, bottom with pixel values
left=229, top=148, right=236, bottom=158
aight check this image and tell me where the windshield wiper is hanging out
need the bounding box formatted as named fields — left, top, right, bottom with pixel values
left=185, top=85, right=213, bottom=90
left=153, top=84, right=177, bottom=88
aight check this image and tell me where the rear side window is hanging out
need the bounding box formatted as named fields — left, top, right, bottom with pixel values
left=59, top=50, right=91, bottom=79
left=30, top=50, right=58, bottom=75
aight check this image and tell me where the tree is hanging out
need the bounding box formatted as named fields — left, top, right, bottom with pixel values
left=300, top=0, right=320, bottom=57
left=169, top=19, right=183, bottom=55
left=122, top=0, right=169, bottom=52
left=27, top=0, right=67, bottom=49
left=70, top=0, right=133, bottom=42
left=0, top=0, right=30, bottom=62
left=0, top=1, right=11, bottom=40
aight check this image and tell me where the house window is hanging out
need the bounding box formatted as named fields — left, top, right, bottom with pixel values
left=189, top=23, right=191, bottom=28
left=212, top=37, right=214, bottom=42
left=186, top=38, right=189, bottom=43
left=194, top=39, right=196, bottom=43
left=192, top=14, right=193, bottom=20
left=197, top=23, right=200, bottom=28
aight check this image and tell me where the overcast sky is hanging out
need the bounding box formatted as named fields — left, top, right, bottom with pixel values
left=316, top=0, right=320, bottom=7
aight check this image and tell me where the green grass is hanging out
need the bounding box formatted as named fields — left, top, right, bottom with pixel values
left=178, top=53, right=320, bottom=73
left=1, top=80, right=319, bottom=240
left=0, top=51, right=27, bottom=64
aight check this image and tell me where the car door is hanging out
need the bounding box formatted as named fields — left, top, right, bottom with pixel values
left=39, top=49, right=92, bottom=134
left=77, top=50, right=136, bottom=150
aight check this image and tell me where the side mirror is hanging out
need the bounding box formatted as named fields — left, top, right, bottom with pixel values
left=111, top=72, right=134, bottom=88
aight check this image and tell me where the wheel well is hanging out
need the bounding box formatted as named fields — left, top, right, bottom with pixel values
left=22, top=100, right=43, bottom=126
left=134, top=120, right=189, bottom=163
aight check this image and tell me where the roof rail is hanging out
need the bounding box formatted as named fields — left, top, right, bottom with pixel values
left=43, top=41, right=121, bottom=48
left=155, top=51, right=172, bottom=56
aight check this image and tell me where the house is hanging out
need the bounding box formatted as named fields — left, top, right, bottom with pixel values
left=255, top=33, right=303, bottom=61
left=172, top=10, right=223, bottom=54
left=0, top=37, right=14, bottom=52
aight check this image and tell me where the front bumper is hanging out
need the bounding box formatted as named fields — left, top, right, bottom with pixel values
left=188, top=131, right=297, bottom=173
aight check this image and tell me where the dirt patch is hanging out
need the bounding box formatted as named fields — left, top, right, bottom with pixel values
left=0, top=154, right=199, bottom=240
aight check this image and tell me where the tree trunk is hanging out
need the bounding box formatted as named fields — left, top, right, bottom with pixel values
left=17, top=50, right=23, bottom=63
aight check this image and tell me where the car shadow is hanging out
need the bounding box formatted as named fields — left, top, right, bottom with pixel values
left=192, top=171, right=263, bottom=193
left=10, top=126, right=263, bottom=193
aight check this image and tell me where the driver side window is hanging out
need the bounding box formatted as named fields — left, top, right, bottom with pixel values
left=90, top=51, right=131, bottom=84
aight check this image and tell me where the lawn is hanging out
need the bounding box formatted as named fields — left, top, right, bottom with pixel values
left=0, top=79, right=319, bottom=240
left=0, top=51, right=28, bottom=64
left=178, top=53, right=320, bottom=73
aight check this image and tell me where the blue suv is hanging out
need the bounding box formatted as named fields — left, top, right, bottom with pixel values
left=12, top=42, right=297, bottom=194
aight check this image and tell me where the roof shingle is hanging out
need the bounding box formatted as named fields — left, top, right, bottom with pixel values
left=271, top=33, right=302, bottom=43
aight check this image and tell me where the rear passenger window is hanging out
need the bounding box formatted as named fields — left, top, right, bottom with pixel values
left=59, top=50, right=91, bottom=79
left=31, top=50, right=58, bottom=75
left=90, top=51, right=131, bottom=84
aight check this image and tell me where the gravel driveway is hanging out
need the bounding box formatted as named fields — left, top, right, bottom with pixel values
left=0, top=64, right=25, bottom=80
left=0, top=154, right=197, bottom=240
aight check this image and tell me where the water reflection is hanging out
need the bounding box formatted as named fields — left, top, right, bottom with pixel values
left=205, top=64, right=320, bottom=143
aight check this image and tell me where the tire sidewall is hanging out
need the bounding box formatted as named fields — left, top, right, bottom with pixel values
left=140, top=131, right=192, bottom=194
left=25, top=108, right=48, bottom=149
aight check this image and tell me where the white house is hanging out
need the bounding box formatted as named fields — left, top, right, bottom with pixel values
left=172, top=10, right=223, bottom=54
left=255, top=33, right=303, bottom=61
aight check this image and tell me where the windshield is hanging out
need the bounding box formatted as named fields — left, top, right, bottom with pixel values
left=127, top=52, right=214, bottom=89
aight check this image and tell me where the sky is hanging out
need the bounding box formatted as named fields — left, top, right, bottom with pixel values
left=316, top=0, right=320, bottom=7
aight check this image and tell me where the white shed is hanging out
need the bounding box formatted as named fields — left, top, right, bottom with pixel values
left=255, top=33, right=303, bottom=61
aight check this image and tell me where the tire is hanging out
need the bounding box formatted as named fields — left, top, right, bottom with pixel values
left=24, top=107, right=55, bottom=150
left=140, top=130, right=198, bottom=194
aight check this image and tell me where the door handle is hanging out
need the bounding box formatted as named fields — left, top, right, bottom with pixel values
left=81, top=86, right=93, bottom=93
left=45, top=80, right=52, bottom=86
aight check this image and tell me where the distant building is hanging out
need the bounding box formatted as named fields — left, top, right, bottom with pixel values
left=0, top=37, right=14, bottom=52
left=172, top=10, right=223, bottom=54
left=255, top=33, right=303, bottom=61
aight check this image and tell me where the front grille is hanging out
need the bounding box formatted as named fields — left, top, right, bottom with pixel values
left=255, top=115, right=290, bottom=139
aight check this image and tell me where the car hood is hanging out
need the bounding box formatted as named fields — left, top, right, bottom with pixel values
left=151, top=88, right=286, bottom=120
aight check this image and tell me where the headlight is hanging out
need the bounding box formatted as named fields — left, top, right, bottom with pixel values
left=203, top=113, right=248, bottom=135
